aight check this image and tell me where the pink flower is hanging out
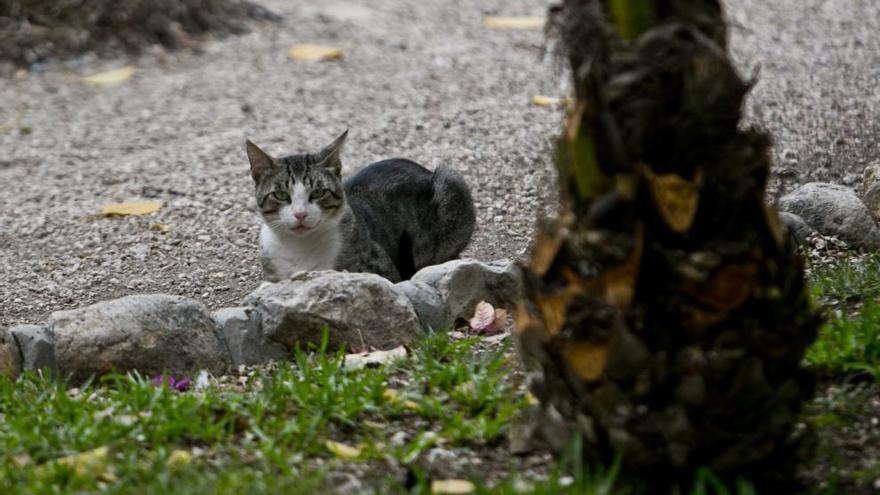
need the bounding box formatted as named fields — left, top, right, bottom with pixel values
left=152, top=374, right=192, bottom=392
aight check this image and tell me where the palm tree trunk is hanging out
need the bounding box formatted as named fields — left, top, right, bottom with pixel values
left=516, top=1, right=821, bottom=491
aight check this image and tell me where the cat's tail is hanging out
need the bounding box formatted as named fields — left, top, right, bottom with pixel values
left=422, top=166, right=476, bottom=266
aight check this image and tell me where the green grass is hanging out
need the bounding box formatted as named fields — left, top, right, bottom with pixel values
left=0, top=330, right=767, bottom=494
left=0, top=332, right=528, bottom=494
left=4, top=252, right=875, bottom=494
left=806, top=255, right=880, bottom=378
left=810, top=253, right=880, bottom=305
left=805, top=302, right=880, bottom=378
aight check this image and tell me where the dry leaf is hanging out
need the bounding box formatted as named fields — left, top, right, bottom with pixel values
left=166, top=450, right=193, bottom=470
left=530, top=216, right=570, bottom=277
left=532, top=95, right=571, bottom=107
left=470, top=301, right=495, bottom=329
left=564, top=342, right=611, bottom=382
left=514, top=302, right=536, bottom=336
left=55, top=446, right=117, bottom=481
left=149, top=222, right=170, bottom=233
left=101, top=200, right=163, bottom=217
left=599, top=224, right=644, bottom=307
left=81, top=66, right=135, bottom=86
left=525, top=392, right=539, bottom=406
left=483, top=16, right=545, bottom=30
left=343, top=345, right=407, bottom=370
left=325, top=440, right=361, bottom=460
left=644, top=166, right=702, bottom=233
left=535, top=288, right=579, bottom=337
left=468, top=301, right=510, bottom=334
left=383, top=388, right=399, bottom=402
left=692, top=262, right=758, bottom=311
left=288, top=44, right=344, bottom=61
left=431, top=479, right=476, bottom=494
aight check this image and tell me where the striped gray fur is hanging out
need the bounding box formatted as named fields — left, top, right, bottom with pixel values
left=246, top=131, right=476, bottom=282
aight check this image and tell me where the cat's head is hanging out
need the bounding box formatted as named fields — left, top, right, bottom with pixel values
left=246, top=131, right=347, bottom=237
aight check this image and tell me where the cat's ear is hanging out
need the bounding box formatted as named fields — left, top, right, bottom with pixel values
left=318, top=130, right=348, bottom=175
left=246, top=140, right=274, bottom=180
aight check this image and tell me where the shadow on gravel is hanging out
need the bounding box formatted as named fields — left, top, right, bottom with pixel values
left=0, top=0, right=280, bottom=65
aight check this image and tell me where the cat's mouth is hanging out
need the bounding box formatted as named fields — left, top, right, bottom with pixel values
left=291, top=225, right=312, bottom=235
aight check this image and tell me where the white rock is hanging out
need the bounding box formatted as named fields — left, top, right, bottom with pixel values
left=244, top=271, right=421, bottom=351
left=50, top=295, right=231, bottom=381
left=410, top=259, right=522, bottom=324
left=778, top=182, right=880, bottom=249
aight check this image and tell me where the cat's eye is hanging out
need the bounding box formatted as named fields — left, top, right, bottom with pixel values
left=272, top=191, right=290, bottom=202
left=310, top=188, right=327, bottom=200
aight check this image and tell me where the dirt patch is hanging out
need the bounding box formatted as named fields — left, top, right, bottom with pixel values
left=0, top=0, right=280, bottom=66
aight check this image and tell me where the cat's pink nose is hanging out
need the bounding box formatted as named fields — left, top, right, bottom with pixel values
left=294, top=211, right=307, bottom=221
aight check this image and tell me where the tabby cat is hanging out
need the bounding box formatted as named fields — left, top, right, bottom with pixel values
left=246, top=131, right=476, bottom=282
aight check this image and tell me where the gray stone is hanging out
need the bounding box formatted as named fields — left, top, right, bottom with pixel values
left=861, top=163, right=880, bottom=220
left=50, top=295, right=230, bottom=381
left=9, top=324, right=55, bottom=371
left=0, top=327, right=22, bottom=380
left=394, top=280, right=450, bottom=330
left=213, top=307, right=287, bottom=366
left=410, top=259, right=522, bottom=323
left=862, top=163, right=880, bottom=192
left=244, top=271, right=421, bottom=351
left=778, top=211, right=813, bottom=247
left=778, top=182, right=880, bottom=249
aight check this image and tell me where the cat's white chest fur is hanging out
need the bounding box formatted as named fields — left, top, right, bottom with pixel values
left=259, top=224, right=341, bottom=280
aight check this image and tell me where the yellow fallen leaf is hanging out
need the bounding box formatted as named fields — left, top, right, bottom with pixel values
left=150, top=222, right=170, bottom=233
left=101, top=200, right=163, bottom=217
left=483, top=16, right=545, bottom=30
left=532, top=95, right=571, bottom=107
left=644, top=165, right=702, bottom=233
left=166, top=449, right=192, bottom=470
left=325, top=440, right=361, bottom=460
left=55, top=446, right=117, bottom=481
left=288, top=44, right=344, bottom=61
left=383, top=388, right=399, bottom=402
left=81, top=66, right=135, bottom=86
left=431, top=479, right=476, bottom=494
left=525, top=392, right=539, bottom=406
left=403, top=400, right=420, bottom=411
left=565, top=341, right=611, bottom=382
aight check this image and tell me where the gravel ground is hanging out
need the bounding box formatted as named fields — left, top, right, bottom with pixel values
left=727, top=0, right=880, bottom=196
left=0, top=0, right=563, bottom=326
left=2, top=0, right=879, bottom=326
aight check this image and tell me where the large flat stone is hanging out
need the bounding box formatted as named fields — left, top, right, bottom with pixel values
left=244, top=271, right=421, bottom=351
left=50, top=295, right=231, bottom=381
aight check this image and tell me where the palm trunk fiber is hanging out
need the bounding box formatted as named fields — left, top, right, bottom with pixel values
left=515, top=1, right=822, bottom=492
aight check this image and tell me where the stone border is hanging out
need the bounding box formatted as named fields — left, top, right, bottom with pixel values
left=0, top=259, right=522, bottom=381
